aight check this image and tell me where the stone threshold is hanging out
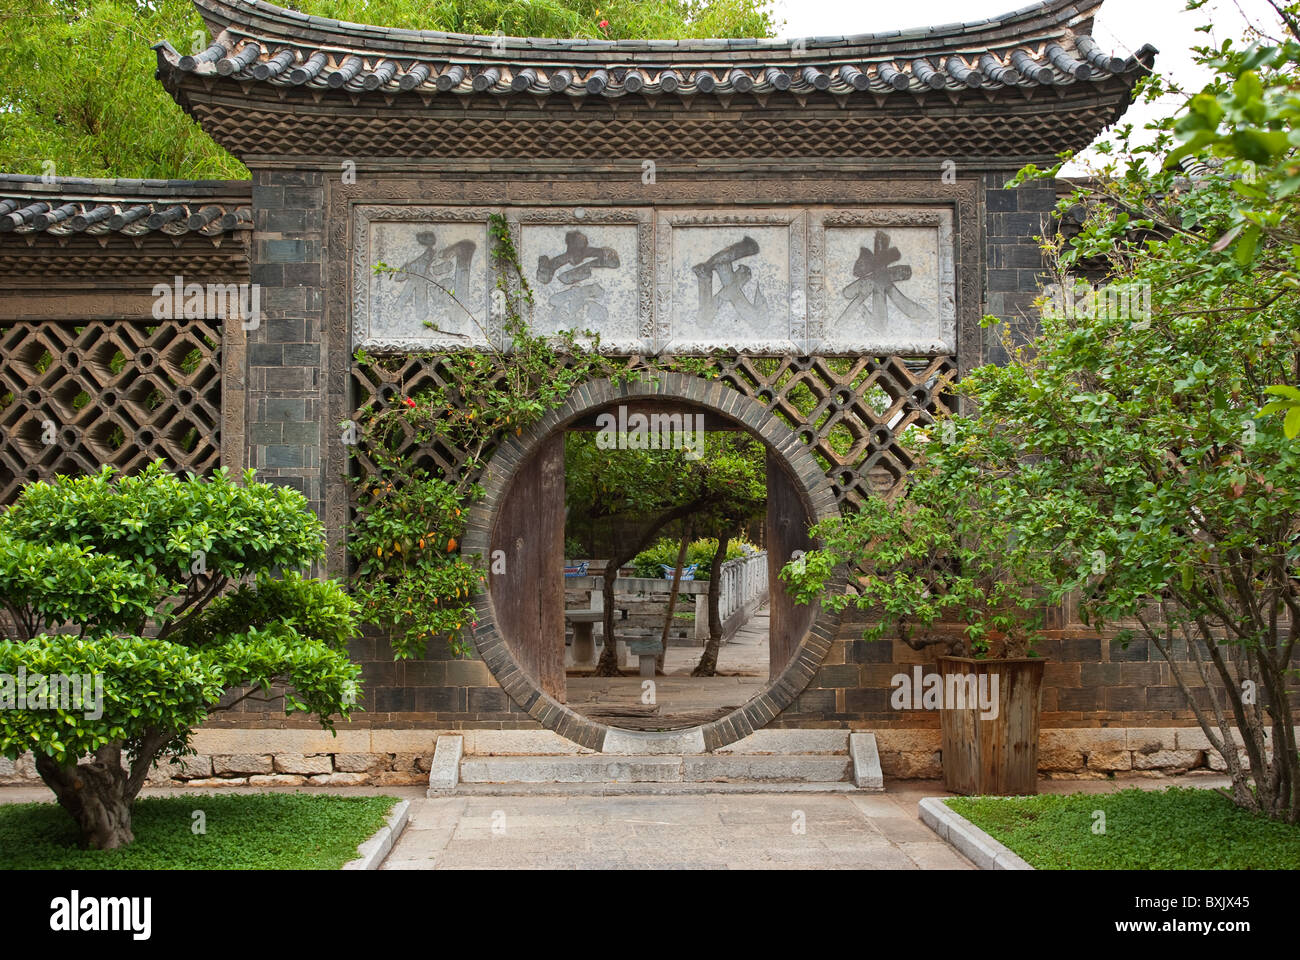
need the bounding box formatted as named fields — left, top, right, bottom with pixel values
left=425, top=730, right=884, bottom=795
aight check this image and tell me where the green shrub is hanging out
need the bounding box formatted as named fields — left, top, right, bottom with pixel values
left=632, top=537, right=753, bottom=580
left=0, top=463, right=361, bottom=850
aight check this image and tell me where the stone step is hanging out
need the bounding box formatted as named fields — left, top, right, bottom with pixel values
left=457, top=752, right=852, bottom=785
left=683, top=754, right=853, bottom=782
left=428, top=731, right=884, bottom=795
left=460, top=755, right=685, bottom=784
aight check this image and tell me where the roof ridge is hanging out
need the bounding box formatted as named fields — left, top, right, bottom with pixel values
left=0, top=174, right=252, bottom=198
left=189, top=0, right=1104, bottom=55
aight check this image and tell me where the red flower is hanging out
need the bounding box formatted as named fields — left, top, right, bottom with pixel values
left=403, top=397, right=416, bottom=408
left=599, top=19, right=609, bottom=28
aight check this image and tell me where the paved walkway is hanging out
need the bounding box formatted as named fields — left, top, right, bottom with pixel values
left=376, top=773, right=1232, bottom=870
left=567, top=609, right=771, bottom=721
left=0, top=773, right=1231, bottom=870
left=381, top=788, right=972, bottom=870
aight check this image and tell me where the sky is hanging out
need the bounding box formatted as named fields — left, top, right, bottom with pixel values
left=771, top=0, right=1288, bottom=172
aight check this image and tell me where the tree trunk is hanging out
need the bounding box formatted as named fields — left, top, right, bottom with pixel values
left=692, top=529, right=732, bottom=677
left=32, top=732, right=168, bottom=850
left=593, top=496, right=720, bottom=676
left=35, top=748, right=135, bottom=850
left=655, top=527, right=692, bottom=675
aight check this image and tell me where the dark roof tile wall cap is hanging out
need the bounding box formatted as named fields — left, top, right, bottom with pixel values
left=0, top=176, right=254, bottom=237
left=180, top=0, right=1121, bottom=62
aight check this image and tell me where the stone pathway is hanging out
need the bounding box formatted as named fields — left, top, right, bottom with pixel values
left=567, top=609, right=771, bottom=720
left=380, top=788, right=972, bottom=870
left=0, top=773, right=1231, bottom=870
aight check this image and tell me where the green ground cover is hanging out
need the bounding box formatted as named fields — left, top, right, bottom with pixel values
left=947, top=787, right=1300, bottom=870
left=0, top=793, right=397, bottom=870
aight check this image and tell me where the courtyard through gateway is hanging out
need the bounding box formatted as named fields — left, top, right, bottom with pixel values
left=532, top=404, right=788, bottom=730
left=567, top=609, right=772, bottom=729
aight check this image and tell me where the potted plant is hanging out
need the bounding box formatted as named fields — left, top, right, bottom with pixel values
left=782, top=416, right=1052, bottom=795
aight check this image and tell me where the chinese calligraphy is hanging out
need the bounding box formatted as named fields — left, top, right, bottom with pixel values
left=536, top=230, right=620, bottom=326
left=392, top=229, right=476, bottom=335
left=692, top=235, right=769, bottom=324
left=839, top=230, right=930, bottom=326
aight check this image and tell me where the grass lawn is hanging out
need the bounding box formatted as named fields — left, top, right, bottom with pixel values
left=0, top=793, right=398, bottom=870
left=947, top=787, right=1300, bottom=869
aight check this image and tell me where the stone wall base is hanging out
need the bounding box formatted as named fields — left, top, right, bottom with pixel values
left=1, top=726, right=1287, bottom=787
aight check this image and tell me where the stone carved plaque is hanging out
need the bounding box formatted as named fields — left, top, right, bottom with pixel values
left=809, top=209, right=956, bottom=354
left=510, top=207, right=653, bottom=351
left=351, top=205, right=497, bottom=350
left=655, top=210, right=806, bottom=353
left=352, top=204, right=955, bottom=355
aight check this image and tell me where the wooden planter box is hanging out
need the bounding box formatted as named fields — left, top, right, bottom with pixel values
left=937, top=657, right=1046, bottom=796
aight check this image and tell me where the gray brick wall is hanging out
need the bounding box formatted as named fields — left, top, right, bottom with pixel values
left=981, top=172, right=1058, bottom=366
left=249, top=170, right=325, bottom=514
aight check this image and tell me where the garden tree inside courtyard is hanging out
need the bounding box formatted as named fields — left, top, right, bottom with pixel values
left=0, top=0, right=777, bottom=180
left=0, top=465, right=362, bottom=848
left=566, top=430, right=766, bottom=676
left=785, top=1, right=1300, bottom=822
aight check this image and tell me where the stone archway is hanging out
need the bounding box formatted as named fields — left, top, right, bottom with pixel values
left=461, top=373, right=847, bottom=753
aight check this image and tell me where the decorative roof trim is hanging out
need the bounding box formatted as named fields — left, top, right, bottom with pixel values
left=0, top=176, right=253, bottom=238
left=191, top=0, right=1098, bottom=58
left=155, top=0, right=1155, bottom=104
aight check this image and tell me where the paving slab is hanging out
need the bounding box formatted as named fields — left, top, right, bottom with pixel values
left=378, top=791, right=975, bottom=870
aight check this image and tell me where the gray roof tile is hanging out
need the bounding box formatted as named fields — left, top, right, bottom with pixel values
left=157, top=0, right=1151, bottom=108
left=0, top=176, right=252, bottom=238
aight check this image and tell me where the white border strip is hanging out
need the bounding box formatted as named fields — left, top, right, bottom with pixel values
left=342, top=799, right=411, bottom=870
left=918, top=796, right=1034, bottom=871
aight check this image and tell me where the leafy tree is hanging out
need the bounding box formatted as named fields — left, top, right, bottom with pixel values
left=565, top=430, right=764, bottom=675
left=0, top=464, right=361, bottom=848
left=780, top=419, right=1052, bottom=661
left=0, top=0, right=776, bottom=179
left=686, top=435, right=765, bottom=676
left=788, top=1, right=1300, bottom=822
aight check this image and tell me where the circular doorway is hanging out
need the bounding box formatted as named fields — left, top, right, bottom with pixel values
left=461, top=372, right=846, bottom=753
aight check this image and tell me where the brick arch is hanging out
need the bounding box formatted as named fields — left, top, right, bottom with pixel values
left=461, top=372, right=846, bottom=752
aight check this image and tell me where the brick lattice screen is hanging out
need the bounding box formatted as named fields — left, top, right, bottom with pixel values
left=0, top=318, right=223, bottom=503
left=349, top=353, right=957, bottom=509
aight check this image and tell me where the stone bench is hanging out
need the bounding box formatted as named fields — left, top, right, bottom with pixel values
left=625, top=637, right=663, bottom=678
left=564, top=607, right=627, bottom=668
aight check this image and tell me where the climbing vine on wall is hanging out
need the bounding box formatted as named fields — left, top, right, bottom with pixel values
left=348, top=213, right=620, bottom=657
left=349, top=219, right=957, bottom=658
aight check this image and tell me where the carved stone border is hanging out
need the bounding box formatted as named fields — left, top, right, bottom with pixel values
left=654, top=208, right=807, bottom=355
left=808, top=207, right=957, bottom=354
left=503, top=206, right=655, bottom=352
left=460, top=372, right=847, bottom=752
left=350, top=204, right=502, bottom=352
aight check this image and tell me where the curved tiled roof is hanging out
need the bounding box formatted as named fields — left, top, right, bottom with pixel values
left=0, top=175, right=253, bottom=238
left=155, top=0, right=1154, bottom=103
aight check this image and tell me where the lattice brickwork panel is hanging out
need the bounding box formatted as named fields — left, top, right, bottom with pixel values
left=351, top=354, right=956, bottom=508
left=0, top=319, right=223, bottom=504
left=714, top=355, right=957, bottom=504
